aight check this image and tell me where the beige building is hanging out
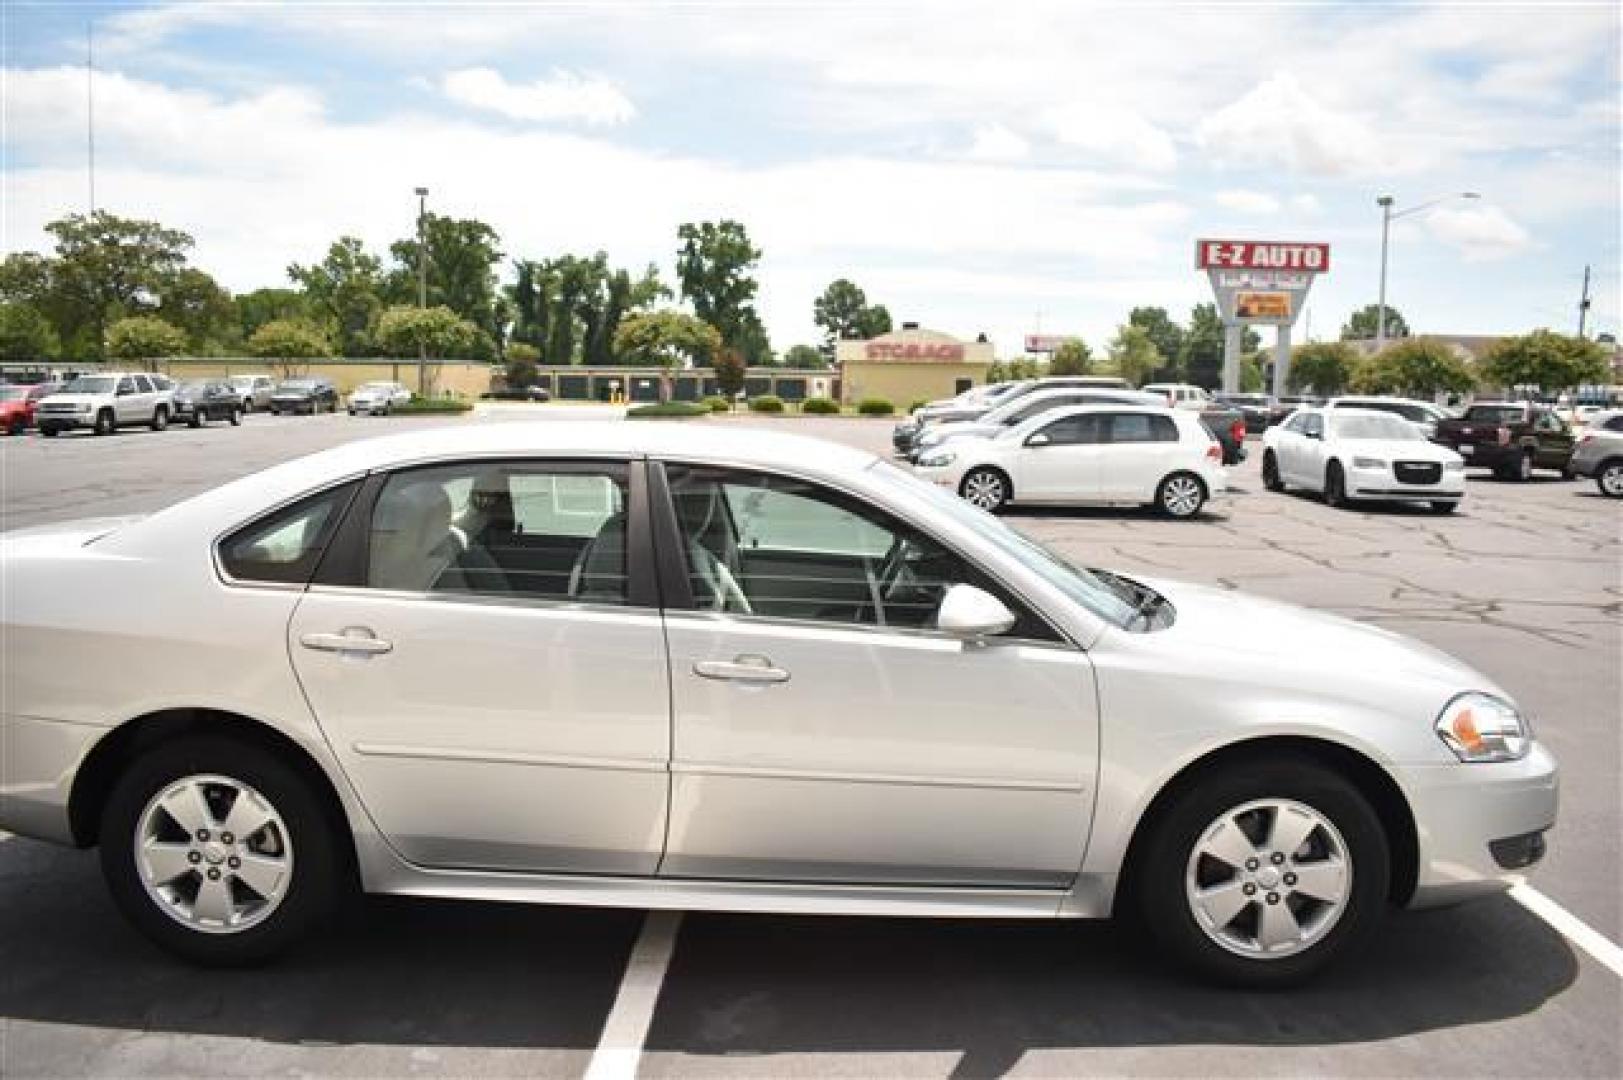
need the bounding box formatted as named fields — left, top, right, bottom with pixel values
left=836, top=325, right=994, bottom=407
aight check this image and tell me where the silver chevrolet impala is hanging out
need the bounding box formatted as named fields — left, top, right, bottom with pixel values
left=0, top=423, right=1557, bottom=984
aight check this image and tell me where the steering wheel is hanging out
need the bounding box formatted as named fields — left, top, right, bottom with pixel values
left=875, top=535, right=923, bottom=603
left=690, top=542, right=753, bottom=614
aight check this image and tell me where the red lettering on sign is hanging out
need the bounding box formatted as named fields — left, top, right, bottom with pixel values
left=1195, top=240, right=1331, bottom=272
left=865, top=341, right=965, bottom=361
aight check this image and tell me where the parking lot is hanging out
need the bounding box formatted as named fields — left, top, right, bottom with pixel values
left=2, top=407, right=1619, bottom=1078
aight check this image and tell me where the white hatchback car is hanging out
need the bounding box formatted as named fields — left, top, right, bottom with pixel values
left=1262, top=407, right=1466, bottom=513
left=0, top=423, right=1555, bottom=984
left=913, top=404, right=1227, bottom=518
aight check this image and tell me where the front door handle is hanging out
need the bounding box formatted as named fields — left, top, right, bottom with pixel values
left=300, top=628, right=393, bottom=656
left=693, top=655, right=789, bottom=684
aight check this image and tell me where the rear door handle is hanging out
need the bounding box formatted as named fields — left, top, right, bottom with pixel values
left=693, top=655, right=789, bottom=684
left=300, top=628, right=393, bottom=656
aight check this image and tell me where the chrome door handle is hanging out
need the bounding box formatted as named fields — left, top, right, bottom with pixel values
left=693, top=655, right=789, bottom=684
left=300, top=629, right=392, bottom=656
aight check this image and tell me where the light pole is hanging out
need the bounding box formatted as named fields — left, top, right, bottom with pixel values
left=414, top=186, right=429, bottom=394
left=1375, top=191, right=1479, bottom=352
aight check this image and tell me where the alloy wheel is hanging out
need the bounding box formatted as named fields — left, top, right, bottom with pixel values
left=1161, top=475, right=1204, bottom=517
left=961, top=470, right=1006, bottom=511
left=1600, top=463, right=1623, bottom=498
left=1184, top=798, right=1351, bottom=960
left=134, top=774, right=294, bottom=935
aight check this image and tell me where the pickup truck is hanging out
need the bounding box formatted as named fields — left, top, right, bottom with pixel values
left=1432, top=402, right=1577, bottom=481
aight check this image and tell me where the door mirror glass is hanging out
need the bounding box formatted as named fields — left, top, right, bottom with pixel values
left=936, top=583, right=1016, bottom=639
left=1025, top=432, right=1051, bottom=447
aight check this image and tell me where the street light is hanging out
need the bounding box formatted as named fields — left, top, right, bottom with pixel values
left=1375, top=191, right=1479, bottom=351
left=414, top=186, right=429, bottom=394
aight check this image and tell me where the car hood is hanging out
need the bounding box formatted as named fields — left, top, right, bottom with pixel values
left=37, top=394, right=104, bottom=407
left=921, top=420, right=999, bottom=443
left=1335, top=438, right=1459, bottom=462
left=1133, top=575, right=1494, bottom=696
left=272, top=388, right=316, bottom=397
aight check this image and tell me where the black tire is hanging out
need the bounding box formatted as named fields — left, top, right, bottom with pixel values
left=7, top=417, right=24, bottom=437
left=151, top=406, right=169, bottom=432
left=1262, top=450, right=1285, bottom=492
left=40, top=425, right=59, bottom=437
left=229, top=407, right=242, bottom=426
left=188, top=413, right=203, bottom=428
left=1323, top=462, right=1348, bottom=508
left=1596, top=459, right=1623, bottom=499
left=1428, top=500, right=1458, bottom=514
left=347, top=408, right=356, bottom=416
left=94, top=409, right=116, bottom=436
left=241, top=400, right=252, bottom=415
left=99, top=734, right=345, bottom=967
left=1132, top=756, right=1390, bottom=987
left=959, top=466, right=1010, bottom=512
left=1156, top=472, right=1207, bottom=519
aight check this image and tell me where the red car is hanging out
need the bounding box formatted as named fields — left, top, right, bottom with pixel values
left=0, top=382, right=61, bottom=435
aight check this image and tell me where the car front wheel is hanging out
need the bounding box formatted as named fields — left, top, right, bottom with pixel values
left=1594, top=460, right=1623, bottom=498
left=99, top=735, right=345, bottom=966
left=1261, top=450, right=1285, bottom=492
left=1133, top=757, right=1388, bottom=987
left=1157, top=472, right=1207, bottom=518
left=151, top=406, right=169, bottom=431
left=1324, top=462, right=1348, bottom=508
left=959, top=467, right=1010, bottom=512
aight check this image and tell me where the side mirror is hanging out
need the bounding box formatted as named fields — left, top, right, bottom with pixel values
left=936, top=583, right=1016, bottom=639
left=1025, top=432, right=1051, bottom=447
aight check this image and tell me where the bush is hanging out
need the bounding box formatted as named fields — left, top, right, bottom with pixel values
left=627, top=401, right=710, bottom=419
left=857, top=397, right=895, bottom=416
left=389, top=397, right=473, bottom=416
left=802, top=396, right=840, bottom=415
left=749, top=394, right=786, bottom=413
left=702, top=395, right=732, bottom=412
left=908, top=398, right=932, bottom=413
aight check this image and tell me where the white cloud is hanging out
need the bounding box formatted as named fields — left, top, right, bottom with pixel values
left=1291, top=193, right=1323, bottom=215
left=442, top=68, right=634, bottom=126
left=966, top=124, right=1029, bottom=162
left=1041, top=100, right=1177, bottom=172
left=1195, top=72, right=1390, bottom=176
left=1425, top=204, right=1532, bottom=261
left=1213, top=190, right=1280, bottom=215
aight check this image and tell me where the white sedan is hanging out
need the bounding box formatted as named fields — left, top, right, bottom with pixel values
left=913, top=404, right=1227, bottom=518
left=347, top=381, right=412, bottom=416
left=1262, top=407, right=1466, bottom=513
left=0, top=422, right=1555, bottom=985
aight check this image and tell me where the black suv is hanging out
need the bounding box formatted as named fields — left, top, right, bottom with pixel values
left=269, top=378, right=339, bottom=415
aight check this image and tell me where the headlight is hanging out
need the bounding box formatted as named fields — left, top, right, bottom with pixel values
left=77, top=403, right=93, bottom=412
left=1445, top=459, right=1466, bottom=472
left=918, top=451, right=956, bottom=468
left=1435, top=692, right=1531, bottom=762
left=1351, top=456, right=1386, bottom=469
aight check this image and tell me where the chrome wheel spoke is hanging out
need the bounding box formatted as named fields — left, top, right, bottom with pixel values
left=1267, top=805, right=1318, bottom=858
left=1289, top=858, right=1347, bottom=904
left=1194, top=879, right=1252, bottom=929
left=220, top=790, right=274, bottom=842
left=142, top=840, right=195, bottom=885
left=191, top=875, right=236, bottom=925
left=159, top=782, right=215, bottom=835
left=232, top=853, right=289, bottom=900
left=1256, top=896, right=1303, bottom=950
left=1202, top=818, right=1260, bottom=870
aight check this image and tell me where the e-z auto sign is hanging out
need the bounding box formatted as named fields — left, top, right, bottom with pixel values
left=1195, top=240, right=1330, bottom=272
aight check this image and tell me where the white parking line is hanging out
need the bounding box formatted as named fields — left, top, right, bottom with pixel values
left=584, top=911, right=683, bottom=1080
left=1511, top=884, right=1623, bottom=978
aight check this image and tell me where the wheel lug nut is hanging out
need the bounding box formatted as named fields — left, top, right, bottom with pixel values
left=206, top=868, right=221, bottom=880
left=1284, top=873, right=1298, bottom=886
left=228, top=857, right=241, bottom=869
left=1245, top=858, right=1260, bottom=871
left=1271, top=852, right=1286, bottom=865
left=1266, top=892, right=1280, bottom=904
left=187, top=851, right=202, bottom=864
left=196, top=829, right=210, bottom=841
left=1242, top=883, right=1256, bottom=895
left=221, top=833, right=234, bottom=845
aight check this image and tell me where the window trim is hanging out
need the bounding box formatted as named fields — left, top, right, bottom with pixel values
left=212, top=478, right=365, bottom=591
left=648, top=459, right=1072, bottom=648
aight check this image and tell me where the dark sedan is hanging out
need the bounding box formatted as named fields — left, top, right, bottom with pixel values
left=269, top=378, right=339, bottom=415
left=1214, top=392, right=1278, bottom=434
left=172, top=381, right=244, bottom=427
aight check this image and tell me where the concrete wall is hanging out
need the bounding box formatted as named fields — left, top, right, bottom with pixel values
left=839, top=362, right=988, bottom=408
left=163, top=359, right=492, bottom=398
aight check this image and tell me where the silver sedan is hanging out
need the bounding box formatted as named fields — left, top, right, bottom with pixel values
left=0, top=423, right=1557, bottom=984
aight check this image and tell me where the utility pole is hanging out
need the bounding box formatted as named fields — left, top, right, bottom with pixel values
left=414, top=186, right=429, bottom=395
left=86, top=21, right=96, bottom=215
left=1375, top=196, right=1393, bottom=352
left=1577, top=264, right=1592, bottom=339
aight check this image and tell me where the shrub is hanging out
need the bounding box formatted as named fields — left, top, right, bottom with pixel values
left=749, top=394, right=786, bottom=413
left=627, top=401, right=709, bottom=419
left=702, top=395, right=732, bottom=412
left=802, top=396, right=840, bottom=415
left=389, top=397, right=473, bottom=416
left=908, top=398, right=932, bottom=413
left=857, top=397, right=895, bottom=416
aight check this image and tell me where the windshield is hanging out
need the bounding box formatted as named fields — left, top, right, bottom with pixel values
left=0, top=386, right=27, bottom=401
left=357, top=382, right=393, bottom=392
left=868, top=461, right=1140, bottom=630
left=1225, top=395, right=1268, bottom=406
left=1464, top=405, right=1527, bottom=424
left=178, top=381, right=211, bottom=393
left=228, top=376, right=255, bottom=387
left=1331, top=413, right=1422, bottom=441
left=279, top=380, right=317, bottom=390
left=63, top=376, right=115, bottom=394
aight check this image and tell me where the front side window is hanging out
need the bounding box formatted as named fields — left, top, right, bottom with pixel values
left=1301, top=413, right=1325, bottom=438
left=365, top=463, right=631, bottom=603
left=664, top=466, right=1054, bottom=638
left=219, top=482, right=360, bottom=584
left=116, top=378, right=136, bottom=395
left=1035, top=414, right=1105, bottom=445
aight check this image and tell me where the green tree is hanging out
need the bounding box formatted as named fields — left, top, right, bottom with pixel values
left=0, top=302, right=60, bottom=361
left=375, top=304, right=481, bottom=357
left=676, top=220, right=767, bottom=358
left=235, top=288, right=312, bottom=343
left=783, top=343, right=827, bottom=369
left=1241, top=354, right=1265, bottom=392
left=812, top=278, right=892, bottom=356
left=1341, top=303, right=1410, bottom=341
left=1047, top=338, right=1092, bottom=376
left=248, top=318, right=332, bottom=377
left=1180, top=303, right=1225, bottom=388
left=390, top=214, right=504, bottom=339
left=1359, top=338, right=1476, bottom=396
left=1107, top=325, right=1162, bottom=386
left=106, top=315, right=188, bottom=370
left=44, top=211, right=195, bottom=358
left=1288, top=340, right=1359, bottom=395
left=613, top=310, right=724, bottom=401
left=714, top=346, right=747, bottom=402
left=155, top=268, right=235, bottom=353
left=1128, top=307, right=1185, bottom=381
left=1479, top=330, right=1610, bottom=394
left=289, top=236, right=387, bottom=356
left=505, top=342, right=541, bottom=390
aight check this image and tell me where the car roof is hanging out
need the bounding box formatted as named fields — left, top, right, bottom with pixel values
left=1328, top=395, right=1436, bottom=407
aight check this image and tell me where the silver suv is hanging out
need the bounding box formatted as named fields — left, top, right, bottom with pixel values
left=35, top=372, right=177, bottom=437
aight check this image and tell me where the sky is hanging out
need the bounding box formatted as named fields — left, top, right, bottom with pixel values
left=3, top=0, right=1619, bottom=357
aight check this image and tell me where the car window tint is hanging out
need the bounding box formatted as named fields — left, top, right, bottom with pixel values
left=366, top=464, right=630, bottom=603
left=116, top=377, right=135, bottom=394
left=1604, top=417, right=1623, bottom=432
left=219, top=482, right=360, bottom=585
left=664, top=467, right=1055, bottom=639
left=1106, top=413, right=1175, bottom=443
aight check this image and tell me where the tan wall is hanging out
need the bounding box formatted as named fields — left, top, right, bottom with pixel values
left=163, top=359, right=493, bottom=398
left=840, top=362, right=990, bottom=407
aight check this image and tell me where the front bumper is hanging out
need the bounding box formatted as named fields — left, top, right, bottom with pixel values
left=1399, top=742, right=1558, bottom=908
left=1346, top=464, right=1465, bottom=501
left=34, top=412, right=93, bottom=430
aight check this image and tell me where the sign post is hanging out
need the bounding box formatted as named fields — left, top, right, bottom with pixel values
left=1195, top=239, right=1330, bottom=396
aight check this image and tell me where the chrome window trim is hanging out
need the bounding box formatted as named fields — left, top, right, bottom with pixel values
left=660, top=606, right=1078, bottom=653
left=302, top=582, right=661, bottom=619
left=211, top=473, right=368, bottom=591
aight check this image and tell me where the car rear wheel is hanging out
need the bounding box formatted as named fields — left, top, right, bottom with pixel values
left=1323, top=462, right=1348, bottom=508
left=1262, top=451, right=1285, bottom=492
left=1157, top=472, right=1206, bottom=518
left=94, top=409, right=116, bottom=436
left=959, top=467, right=1010, bottom=512
left=1597, top=460, right=1623, bottom=498
left=188, top=413, right=203, bottom=428
left=7, top=417, right=24, bottom=436
left=1133, top=757, right=1388, bottom=987
left=100, top=735, right=344, bottom=966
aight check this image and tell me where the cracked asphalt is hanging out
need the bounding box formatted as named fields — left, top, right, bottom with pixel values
left=2, top=407, right=1618, bottom=1078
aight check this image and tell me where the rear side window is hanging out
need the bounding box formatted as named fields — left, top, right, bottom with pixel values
left=1107, top=413, right=1178, bottom=443
left=219, top=482, right=360, bottom=585
left=1604, top=416, right=1623, bottom=433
